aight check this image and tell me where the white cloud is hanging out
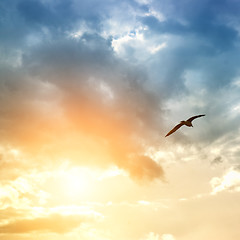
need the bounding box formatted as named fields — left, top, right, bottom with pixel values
left=144, top=8, right=166, bottom=22
left=231, top=76, right=240, bottom=88
left=161, top=234, right=176, bottom=240
left=210, top=169, right=240, bottom=194
left=148, top=42, right=167, bottom=54
left=111, top=28, right=145, bottom=53
left=97, top=166, right=127, bottom=181
left=134, top=0, right=152, bottom=5
left=138, top=200, right=151, bottom=205
left=141, top=232, right=160, bottom=240
left=140, top=232, right=176, bottom=240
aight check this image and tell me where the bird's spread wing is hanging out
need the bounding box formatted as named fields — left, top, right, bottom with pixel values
left=165, top=123, right=183, bottom=137
left=187, top=114, right=205, bottom=123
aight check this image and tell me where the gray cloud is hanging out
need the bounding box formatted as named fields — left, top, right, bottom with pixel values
left=211, top=156, right=223, bottom=165
left=234, top=165, right=240, bottom=171
left=0, top=23, right=165, bottom=180
left=137, top=0, right=240, bottom=104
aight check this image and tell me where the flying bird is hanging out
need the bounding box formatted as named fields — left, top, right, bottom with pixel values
left=165, top=114, right=205, bottom=137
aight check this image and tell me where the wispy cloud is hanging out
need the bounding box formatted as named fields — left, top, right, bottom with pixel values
left=0, top=213, right=84, bottom=234
left=140, top=232, right=176, bottom=240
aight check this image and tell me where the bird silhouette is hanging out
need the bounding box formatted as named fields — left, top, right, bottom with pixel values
left=165, top=114, right=205, bottom=137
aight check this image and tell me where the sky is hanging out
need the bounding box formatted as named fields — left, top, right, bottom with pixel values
left=0, top=0, right=240, bottom=239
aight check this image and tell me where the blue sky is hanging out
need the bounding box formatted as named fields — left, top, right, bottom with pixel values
left=0, top=0, right=240, bottom=240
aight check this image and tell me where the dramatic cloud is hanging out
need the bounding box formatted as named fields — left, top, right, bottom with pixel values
left=0, top=1, right=166, bottom=181
left=1, top=0, right=240, bottom=239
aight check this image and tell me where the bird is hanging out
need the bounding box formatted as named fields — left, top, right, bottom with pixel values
left=165, top=114, right=205, bottom=137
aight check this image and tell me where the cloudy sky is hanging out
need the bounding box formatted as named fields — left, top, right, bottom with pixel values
left=0, top=0, right=240, bottom=239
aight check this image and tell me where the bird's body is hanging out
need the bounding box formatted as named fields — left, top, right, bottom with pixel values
left=165, top=114, right=205, bottom=137
left=180, top=120, right=193, bottom=127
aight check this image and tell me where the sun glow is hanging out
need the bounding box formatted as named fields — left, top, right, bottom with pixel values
left=9, top=148, right=20, bottom=157
left=58, top=168, right=91, bottom=199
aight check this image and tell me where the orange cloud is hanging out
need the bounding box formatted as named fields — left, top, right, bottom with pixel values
left=0, top=214, right=84, bottom=234
left=0, top=38, right=165, bottom=181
